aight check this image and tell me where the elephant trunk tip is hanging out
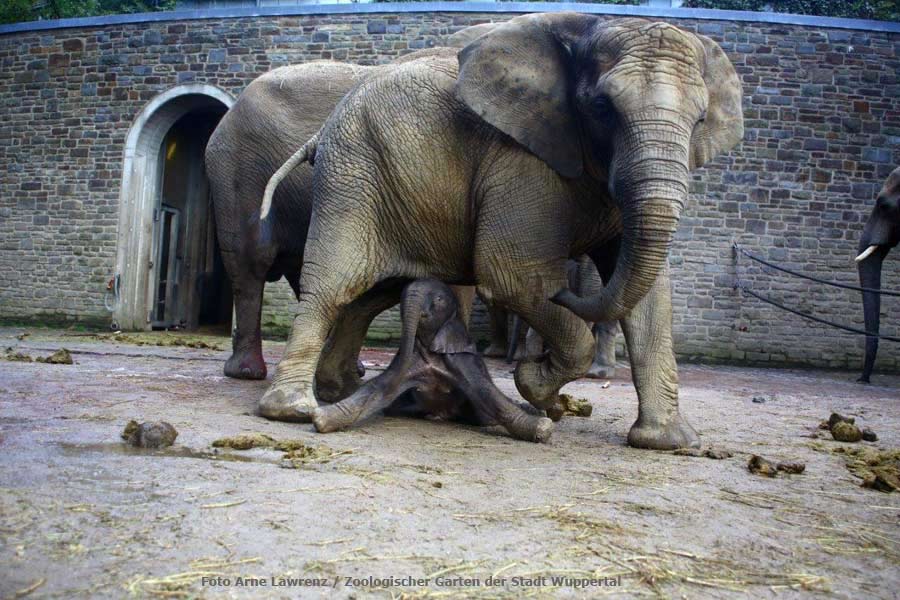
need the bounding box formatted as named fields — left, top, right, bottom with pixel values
left=550, top=287, right=625, bottom=323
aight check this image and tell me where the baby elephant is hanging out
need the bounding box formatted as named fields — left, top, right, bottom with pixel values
left=312, top=279, right=552, bottom=443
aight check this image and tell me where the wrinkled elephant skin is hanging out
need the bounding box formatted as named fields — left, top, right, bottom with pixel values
left=262, top=15, right=741, bottom=449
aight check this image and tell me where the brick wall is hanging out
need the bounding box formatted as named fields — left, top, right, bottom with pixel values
left=0, top=7, right=897, bottom=371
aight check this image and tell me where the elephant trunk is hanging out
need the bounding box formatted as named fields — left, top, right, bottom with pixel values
left=393, top=284, right=427, bottom=373
left=553, top=122, right=689, bottom=322
left=856, top=239, right=885, bottom=383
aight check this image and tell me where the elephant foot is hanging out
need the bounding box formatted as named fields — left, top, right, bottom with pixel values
left=585, top=363, right=615, bottom=379
left=483, top=342, right=508, bottom=358
left=315, top=369, right=363, bottom=404
left=532, top=417, right=554, bottom=443
left=514, top=358, right=561, bottom=411
left=224, top=351, right=267, bottom=380
left=627, top=414, right=700, bottom=450
left=311, top=406, right=343, bottom=433
left=545, top=400, right=565, bottom=422
left=257, top=385, right=317, bottom=422
left=856, top=376, right=871, bottom=384
left=506, top=416, right=554, bottom=443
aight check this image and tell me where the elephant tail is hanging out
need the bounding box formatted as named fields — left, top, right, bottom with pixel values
left=260, top=131, right=320, bottom=220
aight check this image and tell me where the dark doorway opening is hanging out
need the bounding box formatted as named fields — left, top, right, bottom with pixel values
left=150, top=106, right=232, bottom=333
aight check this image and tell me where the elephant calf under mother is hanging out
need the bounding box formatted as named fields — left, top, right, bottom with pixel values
left=261, top=13, right=744, bottom=450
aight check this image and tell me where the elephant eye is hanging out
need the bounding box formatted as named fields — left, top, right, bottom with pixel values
left=698, top=110, right=708, bottom=123
left=592, top=95, right=614, bottom=116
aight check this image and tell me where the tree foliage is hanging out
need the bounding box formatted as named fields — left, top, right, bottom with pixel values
left=2, top=0, right=176, bottom=25
left=682, top=0, right=900, bottom=22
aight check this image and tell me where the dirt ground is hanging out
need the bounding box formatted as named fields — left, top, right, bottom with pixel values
left=0, top=327, right=898, bottom=599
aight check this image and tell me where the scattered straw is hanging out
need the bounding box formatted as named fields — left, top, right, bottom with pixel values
left=200, top=500, right=246, bottom=509
left=10, top=578, right=45, bottom=599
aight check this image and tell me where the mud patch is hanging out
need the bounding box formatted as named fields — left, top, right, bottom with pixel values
left=55, top=442, right=262, bottom=463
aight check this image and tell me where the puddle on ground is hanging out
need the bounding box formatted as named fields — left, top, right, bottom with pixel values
left=55, top=442, right=275, bottom=464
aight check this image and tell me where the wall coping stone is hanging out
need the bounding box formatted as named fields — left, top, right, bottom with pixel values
left=2, top=1, right=899, bottom=36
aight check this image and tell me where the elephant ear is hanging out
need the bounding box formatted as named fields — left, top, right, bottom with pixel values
left=446, top=23, right=499, bottom=49
left=690, top=35, right=744, bottom=169
left=456, top=14, right=592, bottom=179
left=429, top=315, right=477, bottom=355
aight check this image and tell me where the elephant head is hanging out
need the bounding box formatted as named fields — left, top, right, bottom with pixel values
left=394, top=279, right=476, bottom=374
left=456, top=13, right=744, bottom=322
left=855, top=166, right=900, bottom=383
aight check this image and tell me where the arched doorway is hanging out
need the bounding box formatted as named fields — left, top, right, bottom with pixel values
left=113, top=84, right=235, bottom=332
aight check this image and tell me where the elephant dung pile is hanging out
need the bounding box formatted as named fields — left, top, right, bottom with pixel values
left=2, top=347, right=73, bottom=364
left=831, top=446, right=900, bottom=493
left=556, top=394, right=594, bottom=418
left=747, top=455, right=806, bottom=477
left=211, top=433, right=339, bottom=467
left=818, top=413, right=878, bottom=443
left=122, top=420, right=178, bottom=449
left=98, top=332, right=224, bottom=351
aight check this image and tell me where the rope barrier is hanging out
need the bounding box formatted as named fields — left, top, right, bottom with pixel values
left=733, top=282, right=900, bottom=342
left=733, top=243, right=900, bottom=297
left=733, top=242, right=898, bottom=343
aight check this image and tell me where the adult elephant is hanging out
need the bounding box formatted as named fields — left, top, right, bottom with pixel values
left=205, top=24, right=496, bottom=380
left=855, top=166, right=900, bottom=383
left=261, top=14, right=743, bottom=449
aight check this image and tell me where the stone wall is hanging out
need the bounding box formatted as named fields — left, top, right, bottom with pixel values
left=0, top=4, right=898, bottom=371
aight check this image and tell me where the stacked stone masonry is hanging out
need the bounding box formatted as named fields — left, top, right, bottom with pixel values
left=0, top=8, right=897, bottom=371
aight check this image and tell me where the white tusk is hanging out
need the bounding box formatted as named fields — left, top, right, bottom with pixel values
left=855, top=245, right=879, bottom=263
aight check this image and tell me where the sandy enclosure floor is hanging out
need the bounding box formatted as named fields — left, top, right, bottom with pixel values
left=0, top=327, right=898, bottom=599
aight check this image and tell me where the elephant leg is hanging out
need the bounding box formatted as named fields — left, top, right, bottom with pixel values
left=315, top=283, right=403, bottom=403
left=258, top=235, right=383, bottom=421
left=483, top=305, right=509, bottom=358
left=524, top=326, right=544, bottom=358
left=620, top=265, right=699, bottom=450
left=313, top=372, right=418, bottom=433
left=484, top=274, right=594, bottom=411
left=221, top=253, right=268, bottom=380
left=586, top=321, right=617, bottom=379
left=449, top=355, right=552, bottom=443
left=450, top=285, right=476, bottom=330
